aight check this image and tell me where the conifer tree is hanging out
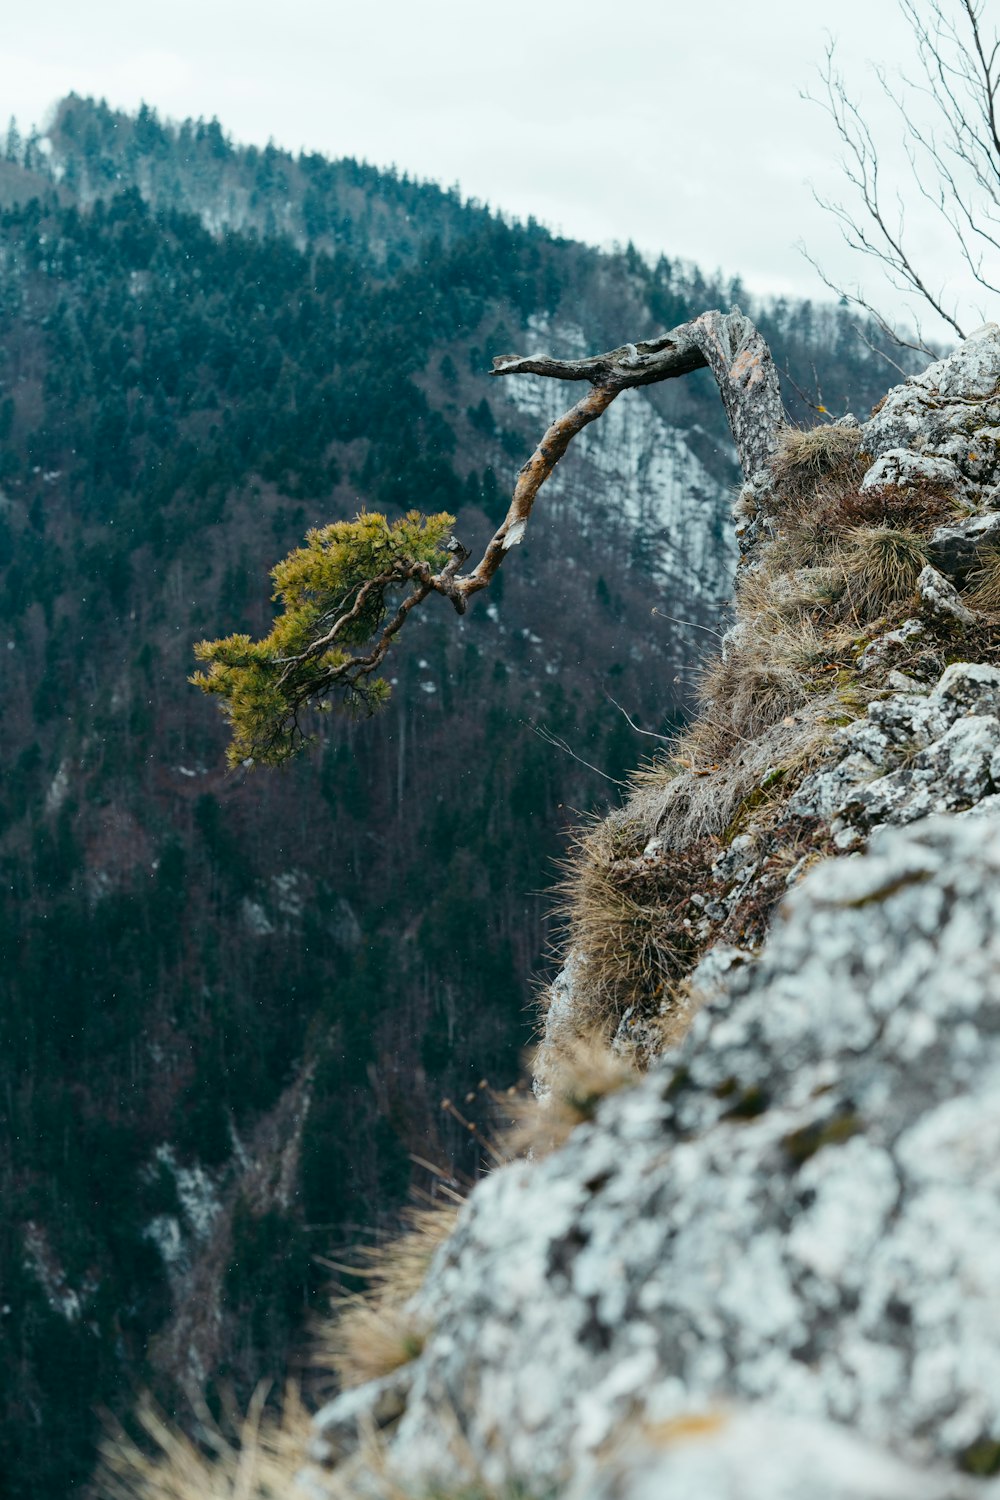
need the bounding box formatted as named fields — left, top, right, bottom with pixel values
left=194, top=310, right=787, bottom=767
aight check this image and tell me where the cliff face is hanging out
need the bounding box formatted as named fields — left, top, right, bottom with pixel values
left=295, top=328, right=1000, bottom=1499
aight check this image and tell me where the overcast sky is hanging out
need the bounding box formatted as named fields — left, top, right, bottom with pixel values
left=2, top=1, right=995, bottom=337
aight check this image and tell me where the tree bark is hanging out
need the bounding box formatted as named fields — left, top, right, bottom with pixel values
left=454, top=309, right=786, bottom=601
left=491, top=307, right=786, bottom=487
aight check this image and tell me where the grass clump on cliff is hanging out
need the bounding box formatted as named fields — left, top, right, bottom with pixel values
left=966, top=547, right=1000, bottom=613
left=555, top=814, right=712, bottom=1042
left=768, top=421, right=865, bottom=491
left=507, top=1029, right=641, bottom=1158
left=547, top=419, right=969, bottom=1071
left=98, top=1385, right=309, bottom=1500
left=316, top=1201, right=460, bottom=1391
left=837, top=526, right=929, bottom=619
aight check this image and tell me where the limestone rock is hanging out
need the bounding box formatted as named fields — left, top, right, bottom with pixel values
left=856, top=618, right=930, bottom=676
left=309, top=1365, right=414, bottom=1468
left=860, top=448, right=968, bottom=496
left=314, top=815, right=1000, bottom=1498
left=862, top=323, right=1000, bottom=493
left=915, top=564, right=976, bottom=627
left=789, top=662, right=1000, bottom=845
left=929, top=510, right=1000, bottom=581
left=567, top=1409, right=995, bottom=1500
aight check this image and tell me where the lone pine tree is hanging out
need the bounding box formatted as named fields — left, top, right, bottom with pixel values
left=194, top=309, right=787, bottom=764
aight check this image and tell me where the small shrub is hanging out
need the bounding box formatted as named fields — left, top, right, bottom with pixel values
left=834, top=480, right=959, bottom=533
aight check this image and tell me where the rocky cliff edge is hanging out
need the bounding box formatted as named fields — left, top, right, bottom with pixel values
left=116, top=329, right=1000, bottom=1498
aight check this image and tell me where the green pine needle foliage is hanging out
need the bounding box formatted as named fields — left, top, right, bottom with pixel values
left=192, top=509, right=455, bottom=767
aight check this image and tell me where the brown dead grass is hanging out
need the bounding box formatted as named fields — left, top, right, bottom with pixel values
left=769, top=423, right=864, bottom=493
left=507, top=1030, right=641, bottom=1158
left=545, top=419, right=965, bottom=1072
left=837, top=525, right=928, bottom=618
left=556, top=816, right=714, bottom=1035
left=320, top=1297, right=428, bottom=1392
left=966, top=547, right=1000, bottom=613
left=315, top=1200, right=460, bottom=1392
left=97, top=1385, right=310, bottom=1500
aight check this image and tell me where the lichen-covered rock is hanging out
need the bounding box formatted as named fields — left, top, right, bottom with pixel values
left=856, top=617, right=930, bottom=675
left=789, top=662, right=1000, bottom=845
left=860, top=448, right=969, bottom=496
left=929, top=510, right=1000, bottom=581
left=305, top=814, right=1000, bottom=1498
left=862, top=323, right=1000, bottom=492
left=566, top=1409, right=993, bottom=1500
left=916, top=563, right=977, bottom=627
left=533, top=950, right=588, bottom=1099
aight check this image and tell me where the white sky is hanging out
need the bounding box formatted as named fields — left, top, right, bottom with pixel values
left=2, top=1, right=996, bottom=337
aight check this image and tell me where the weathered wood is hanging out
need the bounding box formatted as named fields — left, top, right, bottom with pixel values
left=490, top=328, right=708, bottom=388
left=686, top=309, right=786, bottom=482
left=452, top=383, right=619, bottom=603
left=490, top=307, right=786, bottom=484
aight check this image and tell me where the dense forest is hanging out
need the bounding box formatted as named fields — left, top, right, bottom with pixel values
left=0, top=97, right=911, bottom=1498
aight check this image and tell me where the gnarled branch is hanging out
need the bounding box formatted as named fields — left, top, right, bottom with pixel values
left=197, top=310, right=787, bottom=764
left=479, top=308, right=784, bottom=557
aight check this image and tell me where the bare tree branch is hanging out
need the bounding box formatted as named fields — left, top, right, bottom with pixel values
left=198, top=310, right=787, bottom=763
left=490, top=308, right=785, bottom=486
left=804, top=1, right=1000, bottom=346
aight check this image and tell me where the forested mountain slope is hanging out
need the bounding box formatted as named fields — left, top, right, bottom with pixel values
left=0, top=97, right=906, bottom=1498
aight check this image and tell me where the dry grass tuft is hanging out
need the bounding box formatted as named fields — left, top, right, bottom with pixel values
left=557, top=816, right=713, bottom=1034
left=541, top=417, right=962, bottom=1066
left=315, top=1200, right=460, bottom=1391
left=770, top=423, right=863, bottom=487
left=966, top=547, right=1000, bottom=612
left=638, top=692, right=848, bottom=850
left=508, top=1030, right=640, bottom=1157
left=98, top=1384, right=310, bottom=1500
left=767, top=427, right=956, bottom=571
left=343, top=1204, right=462, bottom=1308
left=735, top=563, right=844, bottom=621
left=321, top=1296, right=428, bottom=1391
left=837, top=525, right=928, bottom=619
left=695, top=648, right=804, bottom=746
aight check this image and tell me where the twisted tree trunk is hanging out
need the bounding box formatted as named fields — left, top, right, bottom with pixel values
left=454, top=308, right=786, bottom=602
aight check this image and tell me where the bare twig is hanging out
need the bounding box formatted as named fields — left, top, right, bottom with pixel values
left=604, top=692, right=672, bottom=743
left=650, top=608, right=726, bottom=641
left=804, top=3, right=1000, bottom=346
left=528, top=722, right=626, bottom=786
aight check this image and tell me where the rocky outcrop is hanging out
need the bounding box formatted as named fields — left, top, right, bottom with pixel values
left=298, top=326, right=1000, bottom=1500
left=789, top=660, right=1000, bottom=845
left=305, top=813, right=1000, bottom=1498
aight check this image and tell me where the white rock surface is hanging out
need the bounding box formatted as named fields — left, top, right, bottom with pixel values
left=862, top=323, right=1000, bottom=494
left=916, top=563, right=977, bottom=627
left=308, top=813, right=1000, bottom=1497
left=500, top=317, right=736, bottom=605
left=789, top=661, right=1000, bottom=844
